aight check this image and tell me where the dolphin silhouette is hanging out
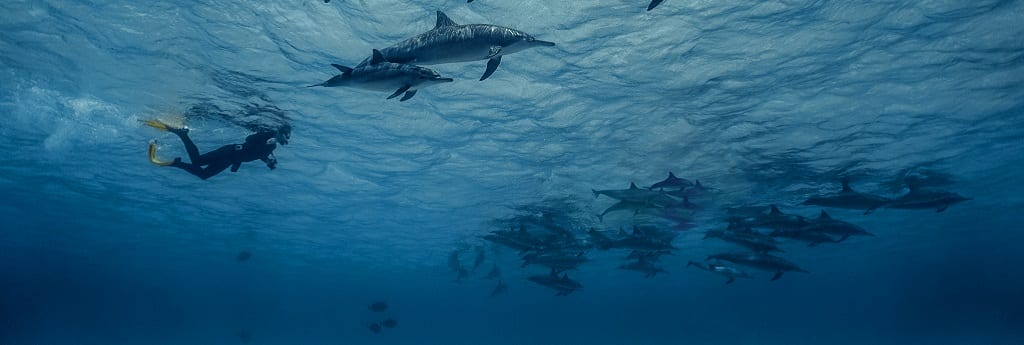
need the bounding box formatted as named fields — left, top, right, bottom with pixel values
left=358, top=11, right=555, bottom=81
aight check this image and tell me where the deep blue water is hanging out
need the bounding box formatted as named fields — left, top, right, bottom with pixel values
left=2, top=1, right=1023, bottom=344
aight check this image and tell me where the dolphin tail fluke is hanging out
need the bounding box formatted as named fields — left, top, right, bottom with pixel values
left=592, top=189, right=600, bottom=199
left=770, top=271, right=784, bottom=281
left=726, top=278, right=735, bottom=284
left=400, top=90, right=417, bottom=102
left=387, top=85, right=411, bottom=100
left=481, top=56, right=502, bottom=81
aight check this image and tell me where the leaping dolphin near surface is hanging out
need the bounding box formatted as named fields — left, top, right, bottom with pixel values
left=357, top=11, right=555, bottom=81
left=310, top=49, right=453, bottom=101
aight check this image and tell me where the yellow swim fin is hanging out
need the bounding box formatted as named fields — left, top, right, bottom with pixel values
left=142, top=119, right=171, bottom=131
left=148, top=141, right=174, bottom=166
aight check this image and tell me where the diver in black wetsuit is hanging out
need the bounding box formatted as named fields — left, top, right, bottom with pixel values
left=146, top=120, right=288, bottom=180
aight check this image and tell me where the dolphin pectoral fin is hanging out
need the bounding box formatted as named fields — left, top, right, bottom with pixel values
left=770, top=272, right=784, bottom=281
left=839, top=234, right=850, bottom=242
left=486, top=46, right=503, bottom=59
left=864, top=207, right=876, bottom=215
left=648, top=0, right=665, bottom=11
left=481, top=56, right=502, bottom=81
left=399, top=90, right=417, bottom=102
left=726, top=278, right=735, bottom=284
left=387, top=85, right=411, bottom=99
left=937, top=204, right=948, bottom=213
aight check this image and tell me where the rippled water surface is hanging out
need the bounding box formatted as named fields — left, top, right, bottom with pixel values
left=2, top=1, right=1023, bottom=344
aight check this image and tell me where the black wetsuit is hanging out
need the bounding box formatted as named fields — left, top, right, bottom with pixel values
left=170, top=131, right=278, bottom=180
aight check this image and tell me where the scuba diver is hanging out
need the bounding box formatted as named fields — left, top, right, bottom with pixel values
left=144, top=119, right=288, bottom=180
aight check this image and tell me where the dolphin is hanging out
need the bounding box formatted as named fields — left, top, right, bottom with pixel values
left=484, top=264, right=501, bottom=280
left=707, top=253, right=808, bottom=281
left=648, top=0, right=667, bottom=11
left=619, top=258, right=667, bottom=278
left=770, top=228, right=840, bottom=247
left=521, top=251, right=587, bottom=272
left=687, top=261, right=753, bottom=284
left=598, top=200, right=654, bottom=222
left=799, top=210, right=874, bottom=241
left=704, top=227, right=784, bottom=253
left=802, top=180, right=893, bottom=214
left=627, top=250, right=672, bottom=262
left=649, top=172, right=693, bottom=190
left=742, top=205, right=808, bottom=231
left=472, top=245, right=485, bottom=271
left=528, top=270, right=583, bottom=296
left=593, top=182, right=676, bottom=204
left=357, top=11, right=555, bottom=81
left=667, top=180, right=711, bottom=198
left=311, top=49, right=453, bottom=101
left=885, top=186, right=971, bottom=212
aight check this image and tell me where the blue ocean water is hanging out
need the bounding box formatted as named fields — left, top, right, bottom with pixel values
left=1, top=0, right=1023, bottom=344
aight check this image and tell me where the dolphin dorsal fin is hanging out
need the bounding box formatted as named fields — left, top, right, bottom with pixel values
left=819, top=210, right=831, bottom=220
left=331, top=64, right=353, bottom=75
left=629, top=182, right=639, bottom=189
left=769, top=205, right=781, bottom=215
left=370, top=49, right=386, bottom=65
left=668, top=172, right=677, bottom=179
left=695, top=180, right=702, bottom=187
left=841, top=180, right=852, bottom=192
left=435, top=11, right=458, bottom=29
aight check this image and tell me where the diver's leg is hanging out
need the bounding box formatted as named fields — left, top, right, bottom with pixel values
left=172, top=131, right=202, bottom=164
left=172, top=160, right=231, bottom=180
left=192, top=144, right=236, bottom=166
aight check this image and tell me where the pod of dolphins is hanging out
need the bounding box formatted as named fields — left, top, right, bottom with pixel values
left=460, top=173, right=969, bottom=296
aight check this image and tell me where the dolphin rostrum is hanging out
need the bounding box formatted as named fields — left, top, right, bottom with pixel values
left=357, top=11, right=555, bottom=81
left=310, top=49, right=453, bottom=101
